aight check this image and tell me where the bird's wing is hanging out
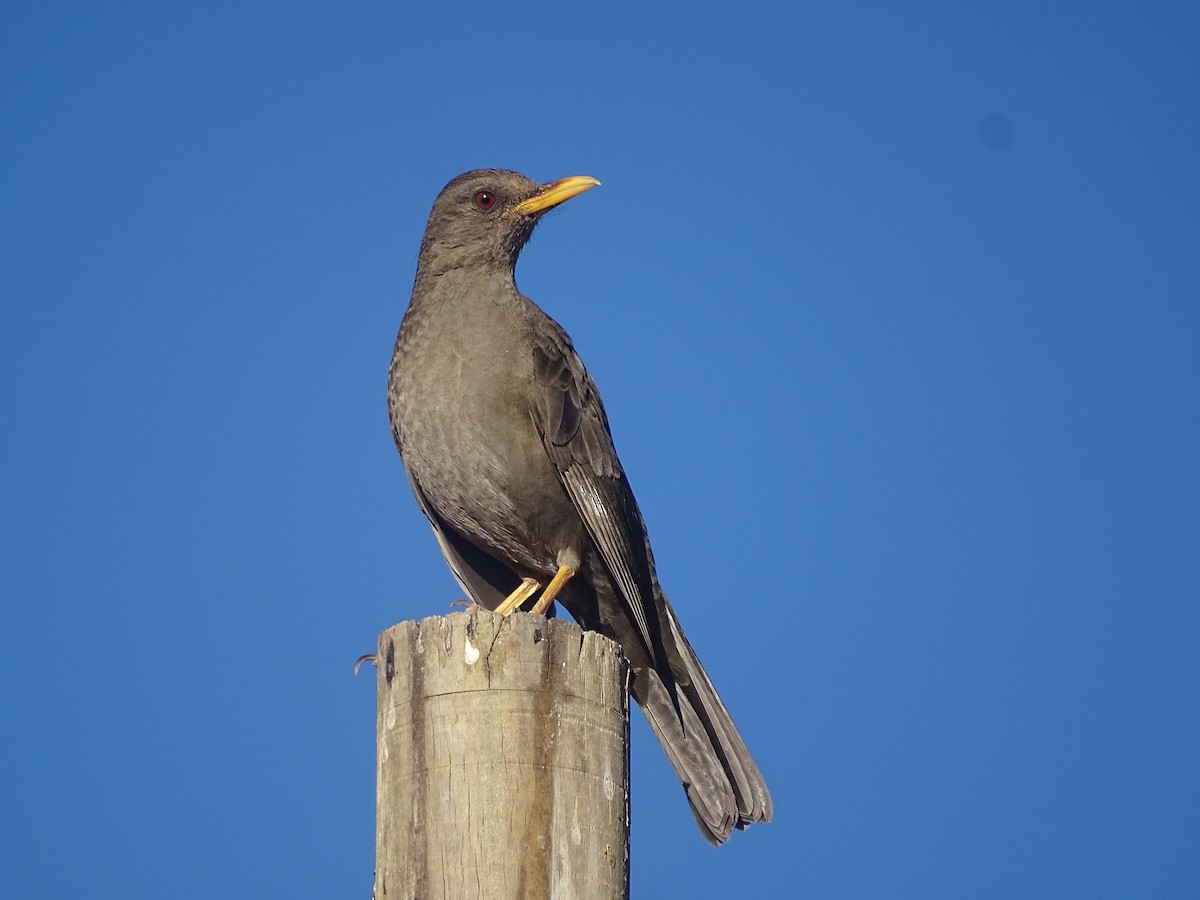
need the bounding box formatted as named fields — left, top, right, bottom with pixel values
left=402, top=464, right=518, bottom=609
left=528, top=323, right=660, bottom=657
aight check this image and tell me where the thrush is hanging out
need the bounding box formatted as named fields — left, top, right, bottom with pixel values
left=387, top=169, right=772, bottom=844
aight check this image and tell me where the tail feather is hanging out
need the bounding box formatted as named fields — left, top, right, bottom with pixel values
left=635, top=667, right=738, bottom=844
left=632, top=595, right=773, bottom=845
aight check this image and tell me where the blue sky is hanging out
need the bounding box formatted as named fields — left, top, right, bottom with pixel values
left=3, top=2, right=1198, bottom=897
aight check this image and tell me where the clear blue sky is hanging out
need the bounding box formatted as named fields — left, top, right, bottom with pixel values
left=3, top=2, right=1198, bottom=897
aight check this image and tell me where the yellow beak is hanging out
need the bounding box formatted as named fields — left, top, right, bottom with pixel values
left=512, top=175, right=601, bottom=216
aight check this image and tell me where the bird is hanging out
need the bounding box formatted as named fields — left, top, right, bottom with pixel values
left=387, top=169, right=772, bottom=845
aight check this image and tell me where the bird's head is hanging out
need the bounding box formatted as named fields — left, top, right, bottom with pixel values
left=415, top=169, right=600, bottom=278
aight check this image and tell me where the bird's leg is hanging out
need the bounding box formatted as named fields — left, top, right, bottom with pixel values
left=529, top=565, right=575, bottom=615
left=493, top=577, right=541, bottom=617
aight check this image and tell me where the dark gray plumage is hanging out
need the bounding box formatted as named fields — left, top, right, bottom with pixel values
left=387, top=169, right=772, bottom=844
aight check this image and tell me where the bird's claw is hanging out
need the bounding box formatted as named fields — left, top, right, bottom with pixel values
left=493, top=577, right=541, bottom=616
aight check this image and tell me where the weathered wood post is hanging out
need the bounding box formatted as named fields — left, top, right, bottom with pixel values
left=374, top=610, right=631, bottom=900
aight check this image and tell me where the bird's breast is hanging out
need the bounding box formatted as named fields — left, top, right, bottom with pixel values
left=389, top=293, right=581, bottom=572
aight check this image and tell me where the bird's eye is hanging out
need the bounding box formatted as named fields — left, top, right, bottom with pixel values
left=473, top=190, right=496, bottom=211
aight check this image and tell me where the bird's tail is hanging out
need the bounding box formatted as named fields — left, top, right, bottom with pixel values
left=631, top=594, right=773, bottom=845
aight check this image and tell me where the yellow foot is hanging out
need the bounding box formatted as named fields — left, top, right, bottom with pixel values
left=494, top=577, right=541, bottom=617
left=530, top=565, right=575, bottom=615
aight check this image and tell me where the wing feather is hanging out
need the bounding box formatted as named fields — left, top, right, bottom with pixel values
left=529, top=325, right=659, bottom=657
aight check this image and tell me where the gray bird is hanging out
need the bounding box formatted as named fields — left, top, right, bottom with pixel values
left=388, top=169, right=772, bottom=844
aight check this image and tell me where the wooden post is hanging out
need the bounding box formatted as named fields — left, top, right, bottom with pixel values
left=374, top=611, right=631, bottom=900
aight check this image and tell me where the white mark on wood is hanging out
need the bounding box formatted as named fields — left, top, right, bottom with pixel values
left=386, top=707, right=396, bottom=730
left=603, top=765, right=614, bottom=801
left=463, top=636, right=480, bottom=665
